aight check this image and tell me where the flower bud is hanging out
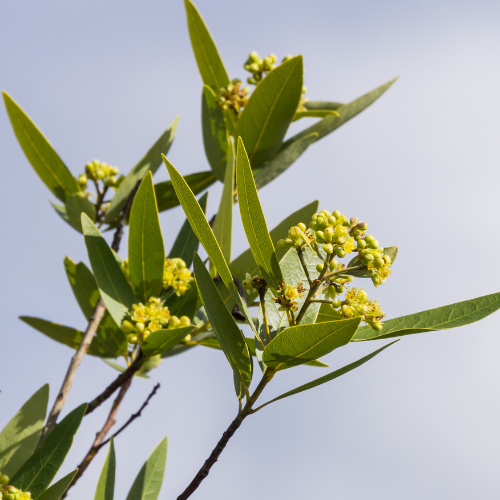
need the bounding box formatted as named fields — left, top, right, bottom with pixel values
left=179, top=316, right=191, bottom=327
left=121, top=320, right=136, bottom=333
left=297, top=222, right=307, bottom=232
left=357, top=239, right=366, bottom=249
left=315, top=231, right=325, bottom=242
left=332, top=210, right=341, bottom=219
left=349, top=217, right=358, bottom=226
left=323, top=243, right=334, bottom=254
left=277, top=239, right=287, bottom=249
left=364, top=234, right=375, bottom=245
left=327, top=216, right=336, bottom=225
left=284, top=238, right=294, bottom=246
left=373, top=257, right=385, bottom=269
left=329, top=259, right=338, bottom=271
left=335, top=248, right=346, bottom=258
left=183, top=334, right=192, bottom=342
left=168, top=316, right=181, bottom=329
left=334, top=283, right=343, bottom=294
left=355, top=221, right=367, bottom=231
left=289, top=226, right=300, bottom=238
left=331, top=299, right=342, bottom=308
left=316, top=263, right=324, bottom=273
left=126, top=334, right=138, bottom=344
left=0, top=474, right=9, bottom=485
left=135, top=322, right=145, bottom=332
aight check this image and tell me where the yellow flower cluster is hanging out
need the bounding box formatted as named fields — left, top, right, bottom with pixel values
left=0, top=474, right=31, bottom=500
left=241, top=273, right=268, bottom=294
left=273, top=282, right=306, bottom=312
left=163, top=258, right=193, bottom=296
left=217, top=79, right=249, bottom=114
left=337, top=287, right=385, bottom=331
left=77, top=159, right=122, bottom=190
left=244, top=51, right=278, bottom=85
left=358, top=239, right=392, bottom=287
left=122, top=297, right=191, bottom=345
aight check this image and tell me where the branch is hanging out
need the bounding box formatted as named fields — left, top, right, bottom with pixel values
left=40, top=183, right=140, bottom=442
left=85, top=351, right=144, bottom=415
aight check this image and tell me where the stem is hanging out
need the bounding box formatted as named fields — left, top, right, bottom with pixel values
left=323, top=265, right=364, bottom=280
left=296, top=247, right=312, bottom=286
left=39, top=182, right=140, bottom=442
left=176, top=369, right=276, bottom=500
left=311, top=299, right=334, bottom=304
left=85, top=351, right=144, bottom=416
left=259, top=293, right=271, bottom=344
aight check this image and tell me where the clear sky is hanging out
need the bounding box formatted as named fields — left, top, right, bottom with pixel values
left=1, top=0, right=500, bottom=498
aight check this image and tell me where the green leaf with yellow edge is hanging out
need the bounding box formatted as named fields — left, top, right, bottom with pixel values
left=169, top=192, right=208, bottom=267
left=105, top=116, right=179, bottom=223
left=94, top=439, right=115, bottom=500
left=82, top=214, right=136, bottom=327
left=0, top=385, right=49, bottom=478
left=125, top=437, right=167, bottom=500
left=253, top=132, right=318, bottom=190
left=236, top=56, right=303, bottom=168
left=353, top=292, right=500, bottom=341
left=65, top=192, right=96, bottom=232
left=155, top=171, right=215, bottom=214
left=11, top=404, right=87, bottom=498
left=257, top=341, right=397, bottom=410
left=212, top=137, right=234, bottom=273
left=2, top=92, right=79, bottom=202
left=263, top=318, right=361, bottom=371
left=184, top=0, right=229, bottom=91
left=36, top=470, right=78, bottom=500
left=128, top=172, right=165, bottom=302
left=202, top=85, right=228, bottom=182
left=236, top=138, right=283, bottom=294
left=193, top=253, right=252, bottom=395
left=142, top=327, right=193, bottom=356
left=64, top=258, right=128, bottom=358
left=281, top=78, right=397, bottom=150
left=163, top=156, right=257, bottom=335
left=19, top=316, right=120, bottom=358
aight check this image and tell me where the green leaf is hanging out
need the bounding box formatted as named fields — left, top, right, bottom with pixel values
left=353, top=292, right=500, bottom=341
left=163, top=156, right=257, bottom=335
left=236, top=56, right=303, bottom=167
left=94, top=439, right=115, bottom=500
left=35, top=470, right=78, bottom=500
left=345, top=246, right=398, bottom=278
left=128, top=172, right=165, bottom=302
left=64, top=258, right=128, bottom=358
left=11, top=404, right=87, bottom=498
left=2, top=92, right=80, bottom=202
left=82, top=214, right=136, bottom=327
left=263, top=318, right=361, bottom=371
left=202, top=85, right=228, bottom=182
left=260, top=341, right=397, bottom=408
left=169, top=192, right=208, bottom=268
left=142, top=327, right=193, bottom=356
left=105, top=116, right=179, bottom=222
left=0, top=385, right=49, bottom=477
left=184, top=0, right=229, bottom=91
left=164, top=284, right=199, bottom=321
left=193, top=253, right=252, bottom=395
left=253, top=132, right=318, bottom=190
left=126, top=437, right=167, bottom=500
left=292, top=109, right=339, bottom=122
left=19, top=316, right=119, bottom=358
left=49, top=201, right=72, bottom=228
left=230, top=200, right=319, bottom=285
left=281, top=78, right=397, bottom=150
left=155, top=171, right=215, bottom=214
left=236, top=138, right=283, bottom=293
left=316, top=303, right=343, bottom=323
left=212, top=137, right=234, bottom=268
left=65, top=193, right=96, bottom=232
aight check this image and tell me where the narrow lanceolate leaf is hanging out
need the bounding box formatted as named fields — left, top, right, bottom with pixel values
left=0, top=385, right=49, bottom=477
left=236, top=138, right=282, bottom=293
left=193, top=253, right=252, bottom=394
left=230, top=200, right=319, bottom=285
left=19, top=317, right=118, bottom=358
left=163, top=156, right=257, bottom=334
left=155, top=171, right=215, bottom=214
left=345, top=246, right=398, bottom=278
left=260, top=341, right=398, bottom=408
left=169, top=192, right=208, bottom=267
left=50, top=201, right=72, bottom=227
left=65, top=192, right=96, bottom=232
left=105, top=116, right=179, bottom=222
left=303, top=101, right=344, bottom=111
left=64, top=258, right=128, bottom=358
left=142, top=327, right=193, bottom=356
left=11, top=404, right=87, bottom=498
left=292, top=109, right=339, bottom=122
left=253, top=132, right=318, bottom=190
left=202, top=85, right=228, bottom=182
left=94, top=439, right=115, bottom=500
left=281, top=78, right=397, bottom=150
left=354, top=292, right=500, bottom=341
left=2, top=92, right=79, bottom=202
left=126, top=437, right=167, bottom=500
left=212, top=137, right=234, bottom=266
left=128, top=172, right=165, bottom=302
left=82, top=214, right=136, bottom=327
left=236, top=56, right=303, bottom=167
left=263, top=318, right=361, bottom=371
left=184, top=0, right=229, bottom=91
left=35, top=470, right=77, bottom=500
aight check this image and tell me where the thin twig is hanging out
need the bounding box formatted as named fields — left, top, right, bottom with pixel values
left=40, top=183, right=140, bottom=442
left=296, top=247, right=312, bottom=286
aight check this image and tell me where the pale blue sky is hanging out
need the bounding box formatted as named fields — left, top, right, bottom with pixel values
left=1, top=0, right=500, bottom=498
